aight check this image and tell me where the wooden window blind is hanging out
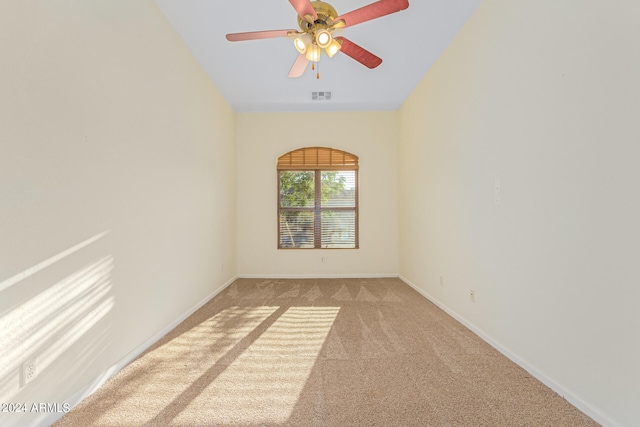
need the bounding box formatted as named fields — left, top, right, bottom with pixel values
left=277, top=147, right=359, bottom=170
left=278, top=147, right=359, bottom=249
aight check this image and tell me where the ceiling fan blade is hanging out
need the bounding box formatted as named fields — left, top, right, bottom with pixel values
left=226, top=29, right=297, bottom=42
left=335, top=37, right=382, bottom=69
left=335, top=0, right=409, bottom=28
left=288, top=53, right=309, bottom=78
left=289, top=0, right=317, bottom=23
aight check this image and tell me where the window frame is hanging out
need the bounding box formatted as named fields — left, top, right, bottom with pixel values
left=277, top=147, right=359, bottom=250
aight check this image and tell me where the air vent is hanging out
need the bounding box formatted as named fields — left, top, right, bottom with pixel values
left=311, top=91, right=332, bottom=101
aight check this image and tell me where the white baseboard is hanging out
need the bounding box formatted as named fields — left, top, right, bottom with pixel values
left=398, top=275, right=619, bottom=427
left=237, top=273, right=399, bottom=279
left=40, top=276, right=237, bottom=427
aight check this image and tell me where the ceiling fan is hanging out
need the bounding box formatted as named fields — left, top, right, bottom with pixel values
left=225, top=0, right=409, bottom=78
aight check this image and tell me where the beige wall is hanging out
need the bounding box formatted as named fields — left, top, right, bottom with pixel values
left=0, top=1, right=236, bottom=425
left=236, top=112, right=399, bottom=277
left=398, top=1, right=640, bottom=426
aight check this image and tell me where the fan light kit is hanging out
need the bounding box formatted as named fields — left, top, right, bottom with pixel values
left=226, top=0, right=409, bottom=79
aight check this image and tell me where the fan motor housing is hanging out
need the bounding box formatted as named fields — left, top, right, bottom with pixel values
left=297, top=1, right=339, bottom=31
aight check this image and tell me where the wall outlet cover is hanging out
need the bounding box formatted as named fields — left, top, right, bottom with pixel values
left=22, top=357, right=37, bottom=386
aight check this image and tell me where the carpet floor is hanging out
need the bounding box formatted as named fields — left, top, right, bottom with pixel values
left=53, top=278, right=599, bottom=426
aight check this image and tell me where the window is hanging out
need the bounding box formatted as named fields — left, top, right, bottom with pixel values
left=278, top=147, right=358, bottom=249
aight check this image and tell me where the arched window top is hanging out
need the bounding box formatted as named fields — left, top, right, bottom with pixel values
left=277, top=147, right=359, bottom=170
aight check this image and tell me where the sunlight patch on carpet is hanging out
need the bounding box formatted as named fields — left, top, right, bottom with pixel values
left=91, top=306, right=281, bottom=427
left=174, top=306, right=340, bottom=425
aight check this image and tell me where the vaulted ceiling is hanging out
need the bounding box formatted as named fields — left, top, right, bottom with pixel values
left=155, top=0, right=482, bottom=112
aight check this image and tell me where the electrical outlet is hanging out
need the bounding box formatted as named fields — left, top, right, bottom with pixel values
left=470, top=290, right=476, bottom=303
left=22, top=357, right=37, bottom=386
left=321, top=257, right=326, bottom=263
left=439, top=276, right=444, bottom=286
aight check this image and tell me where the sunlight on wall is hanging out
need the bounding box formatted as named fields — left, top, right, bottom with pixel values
left=0, top=231, right=109, bottom=294
left=176, top=306, right=340, bottom=425
left=0, top=255, right=114, bottom=402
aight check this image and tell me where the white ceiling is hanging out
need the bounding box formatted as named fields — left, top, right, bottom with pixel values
left=155, top=0, right=482, bottom=112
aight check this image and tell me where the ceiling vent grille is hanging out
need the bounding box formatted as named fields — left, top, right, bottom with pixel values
left=311, top=91, right=332, bottom=101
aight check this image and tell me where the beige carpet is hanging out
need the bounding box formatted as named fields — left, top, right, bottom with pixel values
left=54, top=278, right=599, bottom=426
